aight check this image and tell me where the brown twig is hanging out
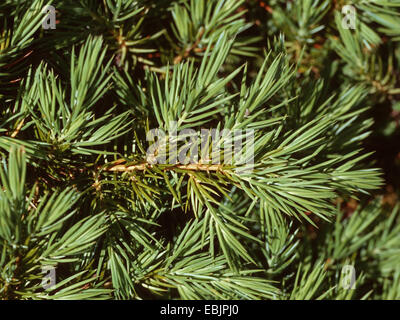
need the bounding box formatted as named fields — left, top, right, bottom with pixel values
left=102, top=161, right=224, bottom=172
left=10, top=119, right=25, bottom=138
left=2, top=50, right=33, bottom=70
left=173, top=28, right=205, bottom=64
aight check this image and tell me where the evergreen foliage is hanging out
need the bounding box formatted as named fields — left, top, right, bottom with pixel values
left=0, top=0, right=399, bottom=300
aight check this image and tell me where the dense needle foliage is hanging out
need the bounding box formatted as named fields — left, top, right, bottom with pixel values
left=0, top=0, right=399, bottom=300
